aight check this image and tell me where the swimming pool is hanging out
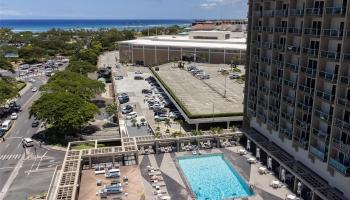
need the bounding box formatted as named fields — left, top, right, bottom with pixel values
left=177, top=154, right=253, bottom=200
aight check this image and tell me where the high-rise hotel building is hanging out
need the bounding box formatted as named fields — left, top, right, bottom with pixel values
left=245, top=0, right=350, bottom=199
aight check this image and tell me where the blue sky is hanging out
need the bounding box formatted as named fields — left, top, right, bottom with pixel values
left=0, top=0, right=247, bottom=19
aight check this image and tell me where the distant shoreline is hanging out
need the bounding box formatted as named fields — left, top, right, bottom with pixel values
left=0, top=19, right=194, bottom=33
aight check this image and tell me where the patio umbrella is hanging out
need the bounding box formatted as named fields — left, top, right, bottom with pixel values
left=281, top=168, right=286, bottom=182
left=247, top=139, right=251, bottom=151
left=267, top=157, right=272, bottom=170
left=297, top=182, right=302, bottom=196
left=256, top=148, right=260, bottom=160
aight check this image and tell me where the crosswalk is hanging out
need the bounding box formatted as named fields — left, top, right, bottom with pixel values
left=0, top=154, right=22, bottom=160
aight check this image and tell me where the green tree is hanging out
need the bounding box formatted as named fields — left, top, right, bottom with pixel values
left=0, top=77, right=19, bottom=105
left=105, top=103, right=119, bottom=116
left=40, top=71, right=105, bottom=100
left=0, top=56, right=14, bottom=72
left=164, top=118, right=171, bottom=128
left=67, top=60, right=97, bottom=75
left=30, top=92, right=99, bottom=130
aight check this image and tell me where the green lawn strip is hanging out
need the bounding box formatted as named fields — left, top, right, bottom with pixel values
left=149, top=67, right=243, bottom=119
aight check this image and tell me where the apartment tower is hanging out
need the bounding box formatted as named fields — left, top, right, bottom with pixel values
left=245, top=0, right=350, bottom=199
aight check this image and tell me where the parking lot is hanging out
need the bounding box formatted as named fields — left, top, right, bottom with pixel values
left=155, top=63, right=244, bottom=116
left=114, top=66, right=182, bottom=136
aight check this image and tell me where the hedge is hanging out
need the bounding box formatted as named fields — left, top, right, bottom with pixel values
left=149, top=67, right=243, bottom=119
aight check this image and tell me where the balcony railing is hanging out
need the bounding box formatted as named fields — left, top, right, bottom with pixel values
left=253, top=11, right=262, bottom=17
left=332, top=138, right=350, bottom=154
left=282, top=95, right=295, bottom=105
left=320, top=50, right=341, bottom=61
left=287, top=45, right=301, bottom=53
left=262, top=26, right=274, bottom=33
left=289, top=9, right=304, bottom=16
left=275, top=27, right=287, bottom=33
left=260, top=57, right=272, bottom=64
left=285, top=62, right=299, bottom=72
left=302, top=47, right=319, bottom=57
left=299, top=84, right=315, bottom=95
left=257, top=99, right=268, bottom=109
left=283, top=79, right=297, bottom=89
left=273, top=43, right=285, bottom=50
left=263, top=10, right=275, bottom=17
left=281, top=112, right=294, bottom=123
left=337, top=97, right=350, bottom=108
left=340, top=76, right=350, bottom=85
left=301, top=66, right=317, bottom=77
left=270, top=90, right=281, bottom=98
left=334, top=118, right=350, bottom=132
left=267, top=120, right=279, bottom=130
left=258, top=85, right=269, bottom=94
left=304, top=28, right=321, bottom=37
left=329, top=158, right=350, bottom=176
left=259, top=71, right=270, bottom=79
left=316, top=90, right=335, bottom=102
left=314, top=109, right=333, bottom=123
left=325, top=7, right=346, bottom=15
left=312, top=128, right=329, bottom=142
left=268, top=105, right=279, bottom=113
left=257, top=113, right=267, bottom=123
left=261, top=42, right=273, bottom=49
left=252, top=26, right=262, bottom=31
left=271, top=75, right=283, bottom=83
left=318, top=71, right=337, bottom=83
left=280, top=128, right=293, bottom=140
left=305, top=8, right=323, bottom=16
left=343, top=53, right=350, bottom=62
left=322, top=29, right=343, bottom=38
left=271, top=59, right=284, bottom=69
left=297, top=101, right=313, bottom=112
left=288, top=27, right=302, bottom=35
left=275, top=9, right=288, bottom=16
left=347, top=30, right=350, bottom=38
left=309, top=146, right=327, bottom=161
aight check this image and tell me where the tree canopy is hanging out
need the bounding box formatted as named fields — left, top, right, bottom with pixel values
left=67, top=60, right=97, bottom=75
left=40, top=71, right=105, bottom=100
left=0, top=56, right=14, bottom=72
left=0, top=77, right=19, bottom=105
left=30, top=91, right=99, bottom=130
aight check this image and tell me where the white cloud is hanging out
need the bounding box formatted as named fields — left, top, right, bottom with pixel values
left=200, top=0, right=242, bottom=9
left=0, top=9, right=22, bottom=16
left=200, top=2, right=217, bottom=9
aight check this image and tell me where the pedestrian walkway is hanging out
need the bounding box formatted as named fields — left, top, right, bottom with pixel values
left=0, top=154, right=22, bottom=160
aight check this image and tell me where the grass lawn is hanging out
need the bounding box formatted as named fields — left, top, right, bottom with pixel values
left=15, top=81, right=26, bottom=91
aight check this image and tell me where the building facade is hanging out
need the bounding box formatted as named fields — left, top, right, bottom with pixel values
left=118, top=31, right=246, bottom=66
left=245, top=0, right=350, bottom=198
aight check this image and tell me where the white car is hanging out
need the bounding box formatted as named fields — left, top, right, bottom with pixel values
left=28, top=78, right=36, bottom=83
left=31, top=87, right=38, bottom=92
left=22, top=138, right=34, bottom=147
left=10, top=113, right=18, bottom=120
left=126, top=112, right=137, bottom=120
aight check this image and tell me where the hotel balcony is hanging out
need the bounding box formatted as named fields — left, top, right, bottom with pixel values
left=275, top=27, right=287, bottom=33
left=260, top=57, right=272, bottom=64
left=261, top=42, right=273, bottom=49
left=257, top=99, right=268, bottom=109
left=267, top=119, right=279, bottom=131
left=250, top=68, right=258, bottom=74
left=322, top=29, right=343, bottom=38
left=332, top=138, right=350, bottom=155
left=319, top=50, right=341, bottom=61
left=305, top=8, right=323, bottom=16
left=314, top=109, right=333, bottom=124
left=259, top=71, right=270, bottom=79
left=273, top=43, right=285, bottom=51
left=262, top=26, right=274, bottom=33
left=281, top=112, right=294, bottom=123
left=329, top=158, right=350, bottom=176
left=288, top=27, right=302, bottom=35
left=325, top=7, right=346, bottom=16
left=252, top=26, right=262, bottom=31
left=283, top=79, right=297, bottom=89
left=293, top=135, right=309, bottom=149
left=316, top=90, right=335, bottom=103
left=347, top=30, right=350, bottom=38
left=257, top=112, right=267, bottom=123
left=343, top=53, right=350, bottom=62
left=289, top=9, right=304, bottom=16
left=295, top=119, right=311, bottom=130
left=304, top=28, right=321, bottom=37
left=297, top=101, right=313, bottom=112
left=334, top=118, right=350, bottom=132
left=285, top=62, right=299, bottom=72
left=253, top=11, right=262, bottom=17
left=286, top=45, right=301, bottom=53
left=280, top=128, right=293, bottom=140
left=337, top=97, right=350, bottom=108
left=282, top=95, right=295, bottom=106
left=302, top=47, right=319, bottom=57
left=299, top=84, right=315, bottom=95
left=271, top=75, right=283, bottom=84
left=258, top=85, right=269, bottom=94
left=318, top=70, right=338, bottom=83
left=312, top=128, right=330, bottom=143
left=262, top=10, right=275, bottom=17
left=248, top=108, right=256, bottom=118
left=268, top=105, right=279, bottom=113
left=271, top=59, right=284, bottom=69
left=340, top=75, right=350, bottom=86
left=275, top=10, right=288, bottom=17
left=300, top=66, right=317, bottom=78
left=309, top=145, right=327, bottom=161
left=269, top=89, right=281, bottom=99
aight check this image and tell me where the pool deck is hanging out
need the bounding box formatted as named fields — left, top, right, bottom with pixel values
left=139, top=146, right=296, bottom=200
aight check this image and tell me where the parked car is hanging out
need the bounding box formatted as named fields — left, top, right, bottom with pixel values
left=118, top=93, right=129, bottom=104
left=155, top=114, right=168, bottom=121
left=10, top=113, right=18, bottom=120
left=121, top=105, right=133, bottom=114
left=134, top=70, right=143, bottom=74
left=31, top=120, right=40, bottom=128
left=134, top=75, right=144, bottom=80
left=142, top=89, right=152, bottom=94
left=1, top=120, right=13, bottom=131
left=229, top=74, right=240, bottom=79
left=31, top=87, right=38, bottom=92
left=126, top=112, right=137, bottom=120
left=114, top=75, right=123, bottom=80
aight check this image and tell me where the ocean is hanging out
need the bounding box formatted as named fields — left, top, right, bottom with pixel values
left=0, top=19, right=193, bottom=33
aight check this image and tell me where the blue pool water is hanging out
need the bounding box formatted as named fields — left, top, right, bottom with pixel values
left=177, top=154, right=253, bottom=200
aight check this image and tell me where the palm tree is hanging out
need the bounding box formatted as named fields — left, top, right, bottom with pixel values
left=164, top=118, right=171, bottom=129
left=130, top=118, right=137, bottom=127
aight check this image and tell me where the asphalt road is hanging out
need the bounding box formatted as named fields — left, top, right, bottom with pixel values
left=0, top=73, right=65, bottom=200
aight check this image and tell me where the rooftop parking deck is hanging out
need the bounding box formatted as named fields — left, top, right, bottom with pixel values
left=153, top=63, right=244, bottom=118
